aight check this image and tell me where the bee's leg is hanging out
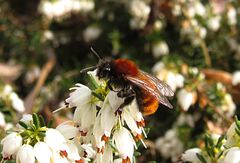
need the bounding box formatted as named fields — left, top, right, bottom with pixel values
left=115, top=89, right=135, bottom=115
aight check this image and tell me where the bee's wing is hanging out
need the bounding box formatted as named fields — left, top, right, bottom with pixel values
left=125, top=73, right=173, bottom=109
left=139, top=70, right=174, bottom=97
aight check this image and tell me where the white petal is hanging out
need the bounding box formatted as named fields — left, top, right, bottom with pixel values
left=181, top=148, right=202, bottom=163
left=223, top=147, right=240, bottom=163
left=34, top=142, right=52, bottom=163
left=107, top=91, right=124, bottom=111
left=177, top=89, right=194, bottom=111
left=66, top=84, right=92, bottom=108
left=10, top=93, right=25, bottom=112
left=1, top=132, right=22, bottom=158
left=16, top=145, right=35, bottom=163
left=0, top=112, right=6, bottom=127
left=67, top=142, right=81, bottom=161
left=101, top=102, right=116, bottom=137
left=44, top=129, right=66, bottom=151
left=112, top=127, right=135, bottom=160
left=56, top=121, right=78, bottom=139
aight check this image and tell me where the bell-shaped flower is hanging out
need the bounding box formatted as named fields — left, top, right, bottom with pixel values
left=9, top=92, right=25, bottom=113
left=102, top=144, right=113, bottom=163
left=51, top=150, right=69, bottom=163
left=112, top=127, right=136, bottom=162
left=122, top=107, right=142, bottom=138
left=222, top=147, right=240, bottom=163
left=66, top=141, right=81, bottom=162
left=181, top=148, right=202, bottom=163
left=44, top=128, right=66, bottom=151
left=93, top=116, right=105, bottom=150
left=225, top=122, right=240, bottom=147
left=100, top=91, right=123, bottom=137
left=81, top=144, right=96, bottom=159
left=73, top=102, right=96, bottom=134
left=33, top=142, right=52, bottom=163
left=177, top=89, right=196, bottom=111
left=1, top=132, right=22, bottom=159
left=66, top=84, right=92, bottom=108
left=17, top=114, right=33, bottom=128
left=56, top=121, right=78, bottom=139
left=16, top=144, right=35, bottom=163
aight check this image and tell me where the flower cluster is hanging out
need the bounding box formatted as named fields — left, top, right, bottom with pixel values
left=39, top=0, right=95, bottom=21
left=1, top=70, right=147, bottom=163
left=1, top=114, right=94, bottom=163
left=64, top=70, right=146, bottom=162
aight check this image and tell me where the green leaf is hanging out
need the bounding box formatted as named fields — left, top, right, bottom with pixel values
left=32, top=113, right=40, bottom=129
left=47, top=119, right=54, bottom=128
left=196, top=153, right=208, bottom=163
left=18, top=121, right=28, bottom=129
left=216, top=135, right=225, bottom=148
left=39, top=115, right=46, bottom=127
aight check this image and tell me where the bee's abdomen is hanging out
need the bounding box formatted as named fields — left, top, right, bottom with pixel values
left=138, top=91, right=159, bottom=116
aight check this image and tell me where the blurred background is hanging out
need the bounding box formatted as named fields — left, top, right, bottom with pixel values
left=0, top=0, right=240, bottom=162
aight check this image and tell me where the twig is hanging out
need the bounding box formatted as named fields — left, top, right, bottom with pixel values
left=24, top=54, right=56, bottom=113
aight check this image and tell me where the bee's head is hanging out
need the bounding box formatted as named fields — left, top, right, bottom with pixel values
left=97, top=60, right=112, bottom=79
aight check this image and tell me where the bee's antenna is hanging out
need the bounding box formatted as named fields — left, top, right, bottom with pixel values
left=80, top=66, right=96, bottom=73
left=90, top=47, right=102, bottom=60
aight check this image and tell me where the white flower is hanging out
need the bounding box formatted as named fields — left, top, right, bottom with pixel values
left=181, top=148, right=202, bottom=163
left=194, top=2, right=205, bottom=16
left=81, top=144, right=96, bottom=159
left=112, top=127, right=136, bottom=161
left=1, top=132, right=23, bottom=159
left=51, top=150, right=69, bottom=163
left=207, top=16, right=221, bottom=31
left=129, top=0, right=150, bottom=29
left=232, top=71, right=240, bottom=85
left=155, top=128, right=184, bottom=161
left=67, top=142, right=82, bottom=162
left=0, top=112, right=6, bottom=127
left=56, top=121, right=78, bottom=139
left=44, top=128, right=66, bottom=151
left=227, top=7, right=237, bottom=25
left=177, top=89, right=195, bottom=111
left=74, top=103, right=96, bottom=134
left=221, top=94, right=236, bottom=117
left=17, top=114, right=33, bottom=128
left=172, top=4, right=181, bottom=16
left=102, top=144, right=113, bottom=163
left=43, top=30, right=54, bottom=41
left=100, top=91, right=123, bottom=137
left=130, top=0, right=150, bottom=20
left=154, top=20, right=163, bottom=31
left=16, top=145, right=35, bottom=163
left=2, top=84, right=13, bottom=96
left=222, top=147, right=240, bottom=163
left=83, top=26, right=102, bottom=42
left=66, top=84, right=92, bottom=108
left=33, top=142, right=52, bottom=163
left=152, top=41, right=169, bottom=58
left=9, top=92, right=25, bottom=112
left=122, top=105, right=142, bottom=137
left=225, top=123, right=240, bottom=147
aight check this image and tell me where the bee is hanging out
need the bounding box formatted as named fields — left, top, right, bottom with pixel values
left=82, top=48, right=174, bottom=115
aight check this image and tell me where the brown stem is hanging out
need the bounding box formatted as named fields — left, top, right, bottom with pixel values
left=24, top=52, right=56, bottom=113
